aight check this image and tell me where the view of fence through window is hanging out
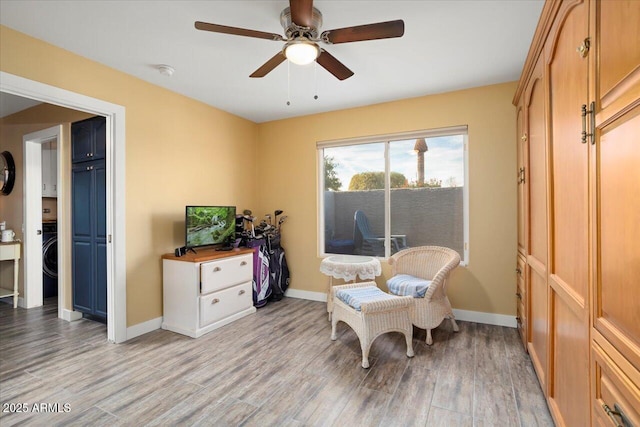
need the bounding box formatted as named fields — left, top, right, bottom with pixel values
left=321, top=131, right=466, bottom=260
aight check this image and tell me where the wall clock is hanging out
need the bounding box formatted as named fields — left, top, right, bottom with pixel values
left=1, top=151, right=16, bottom=196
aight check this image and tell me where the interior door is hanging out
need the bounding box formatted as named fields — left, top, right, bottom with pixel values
left=592, top=0, right=640, bottom=380
left=22, top=126, right=62, bottom=308
left=546, top=1, right=590, bottom=425
left=525, top=56, right=548, bottom=391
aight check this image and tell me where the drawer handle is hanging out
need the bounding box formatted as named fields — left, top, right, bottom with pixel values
left=213, top=267, right=221, bottom=272
left=238, top=290, right=245, bottom=295
left=240, top=261, right=247, bottom=266
left=603, top=403, right=630, bottom=427
left=211, top=298, right=220, bottom=304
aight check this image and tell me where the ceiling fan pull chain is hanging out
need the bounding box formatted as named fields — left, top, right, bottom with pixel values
left=314, top=61, right=319, bottom=100
left=286, top=60, right=291, bottom=106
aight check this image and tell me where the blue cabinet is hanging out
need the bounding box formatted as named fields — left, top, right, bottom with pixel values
left=71, top=116, right=107, bottom=319
left=72, top=116, right=106, bottom=163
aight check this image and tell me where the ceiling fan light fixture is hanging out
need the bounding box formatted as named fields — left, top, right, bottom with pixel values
left=284, top=40, right=319, bottom=65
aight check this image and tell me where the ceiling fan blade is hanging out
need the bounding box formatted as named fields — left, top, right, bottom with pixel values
left=195, top=21, right=284, bottom=41
left=321, top=20, right=405, bottom=44
left=290, top=0, right=314, bottom=27
left=316, top=50, right=354, bottom=81
left=250, top=52, right=287, bottom=78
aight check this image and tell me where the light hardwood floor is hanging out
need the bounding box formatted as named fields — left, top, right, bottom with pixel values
left=0, top=297, right=553, bottom=426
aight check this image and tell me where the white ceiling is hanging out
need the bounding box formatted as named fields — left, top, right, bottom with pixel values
left=0, top=1, right=543, bottom=123
left=0, top=92, right=42, bottom=118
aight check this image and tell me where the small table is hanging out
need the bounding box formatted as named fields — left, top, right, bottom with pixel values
left=320, top=255, right=382, bottom=320
left=0, top=241, right=21, bottom=308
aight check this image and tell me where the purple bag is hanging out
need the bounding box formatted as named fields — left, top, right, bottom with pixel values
left=247, top=239, right=271, bottom=307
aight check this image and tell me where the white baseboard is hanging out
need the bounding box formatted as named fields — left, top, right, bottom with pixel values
left=285, top=289, right=516, bottom=328
left=452, top=309, right=517, bottom=328
left=62, top=309, right=83, bottom=322
left=285, top=288, right=326, bottom=302
left=127, top=316, right=163, bottom=340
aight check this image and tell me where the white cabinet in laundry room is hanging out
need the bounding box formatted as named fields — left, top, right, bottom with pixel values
left=41, top=139, right=57, bottom=198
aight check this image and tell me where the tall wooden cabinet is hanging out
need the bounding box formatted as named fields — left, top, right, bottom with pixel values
left=514, top=1, right=639, bottom=426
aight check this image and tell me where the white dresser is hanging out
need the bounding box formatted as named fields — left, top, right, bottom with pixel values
left=162, top=247, right=255, bottom=338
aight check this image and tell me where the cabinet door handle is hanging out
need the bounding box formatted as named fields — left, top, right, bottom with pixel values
left=577, top=37, right=590, bottom=58
left=240, top=261, right=247, bottom=266
left=213, top=266, right=221, bottom=272
left=211, top=298, right=220, bottom=304
left=602, top=403, right=629, bottom=427
left=238, top=290, right=245, bottom=295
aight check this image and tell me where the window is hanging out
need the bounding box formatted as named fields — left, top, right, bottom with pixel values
left=318, top=126, right=468, bottom=262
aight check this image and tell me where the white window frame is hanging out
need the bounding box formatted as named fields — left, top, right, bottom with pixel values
left=317, top=126, right=469, bottom=264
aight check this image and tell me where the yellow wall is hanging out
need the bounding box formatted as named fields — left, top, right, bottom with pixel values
left=1, top=24, right=517, bottom=327
left=256, top=82, right=518, bottom=316
left=1, top=26, right=258, bottom=325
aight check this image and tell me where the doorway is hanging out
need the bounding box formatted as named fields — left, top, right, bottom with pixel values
left=1, top=71, right=127, bottom=343
left=23, top=126, right=63, bottom=312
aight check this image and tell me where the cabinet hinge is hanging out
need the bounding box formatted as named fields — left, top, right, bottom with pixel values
left=518, top=167, right=525, bottom=184
left=108, top=234, right=112, bottom=243
left=581, top=102, right=595, bottom=144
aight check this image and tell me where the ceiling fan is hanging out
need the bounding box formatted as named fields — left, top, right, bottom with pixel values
left=195, top=0, right=405, bottom=81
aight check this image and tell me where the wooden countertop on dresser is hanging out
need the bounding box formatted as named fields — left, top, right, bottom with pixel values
left=162, top=247, right=254, bottom=263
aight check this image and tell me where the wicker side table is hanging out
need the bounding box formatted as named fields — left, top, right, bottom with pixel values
left=320, top=254, right=381, bottom=320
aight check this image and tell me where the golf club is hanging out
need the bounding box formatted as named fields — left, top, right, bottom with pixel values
left=274, top=209, right=283, bottom=226
left=243, top=215, right=255, bottom=238
left=278, top=215, right=288, bottom=233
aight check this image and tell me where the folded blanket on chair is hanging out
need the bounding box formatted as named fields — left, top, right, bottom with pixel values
left=335, top=286, right=392, bottom=311
left=387, top=274, right=432, bottom=298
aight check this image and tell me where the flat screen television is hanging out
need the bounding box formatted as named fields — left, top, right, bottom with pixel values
left=185, top=206, right=236, bottom=249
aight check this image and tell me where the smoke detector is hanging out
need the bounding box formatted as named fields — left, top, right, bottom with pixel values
left=157, top=64, right=175, bottom=77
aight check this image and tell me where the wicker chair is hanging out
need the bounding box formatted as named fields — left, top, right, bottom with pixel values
left=387, top=246, right=461, bottom=345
